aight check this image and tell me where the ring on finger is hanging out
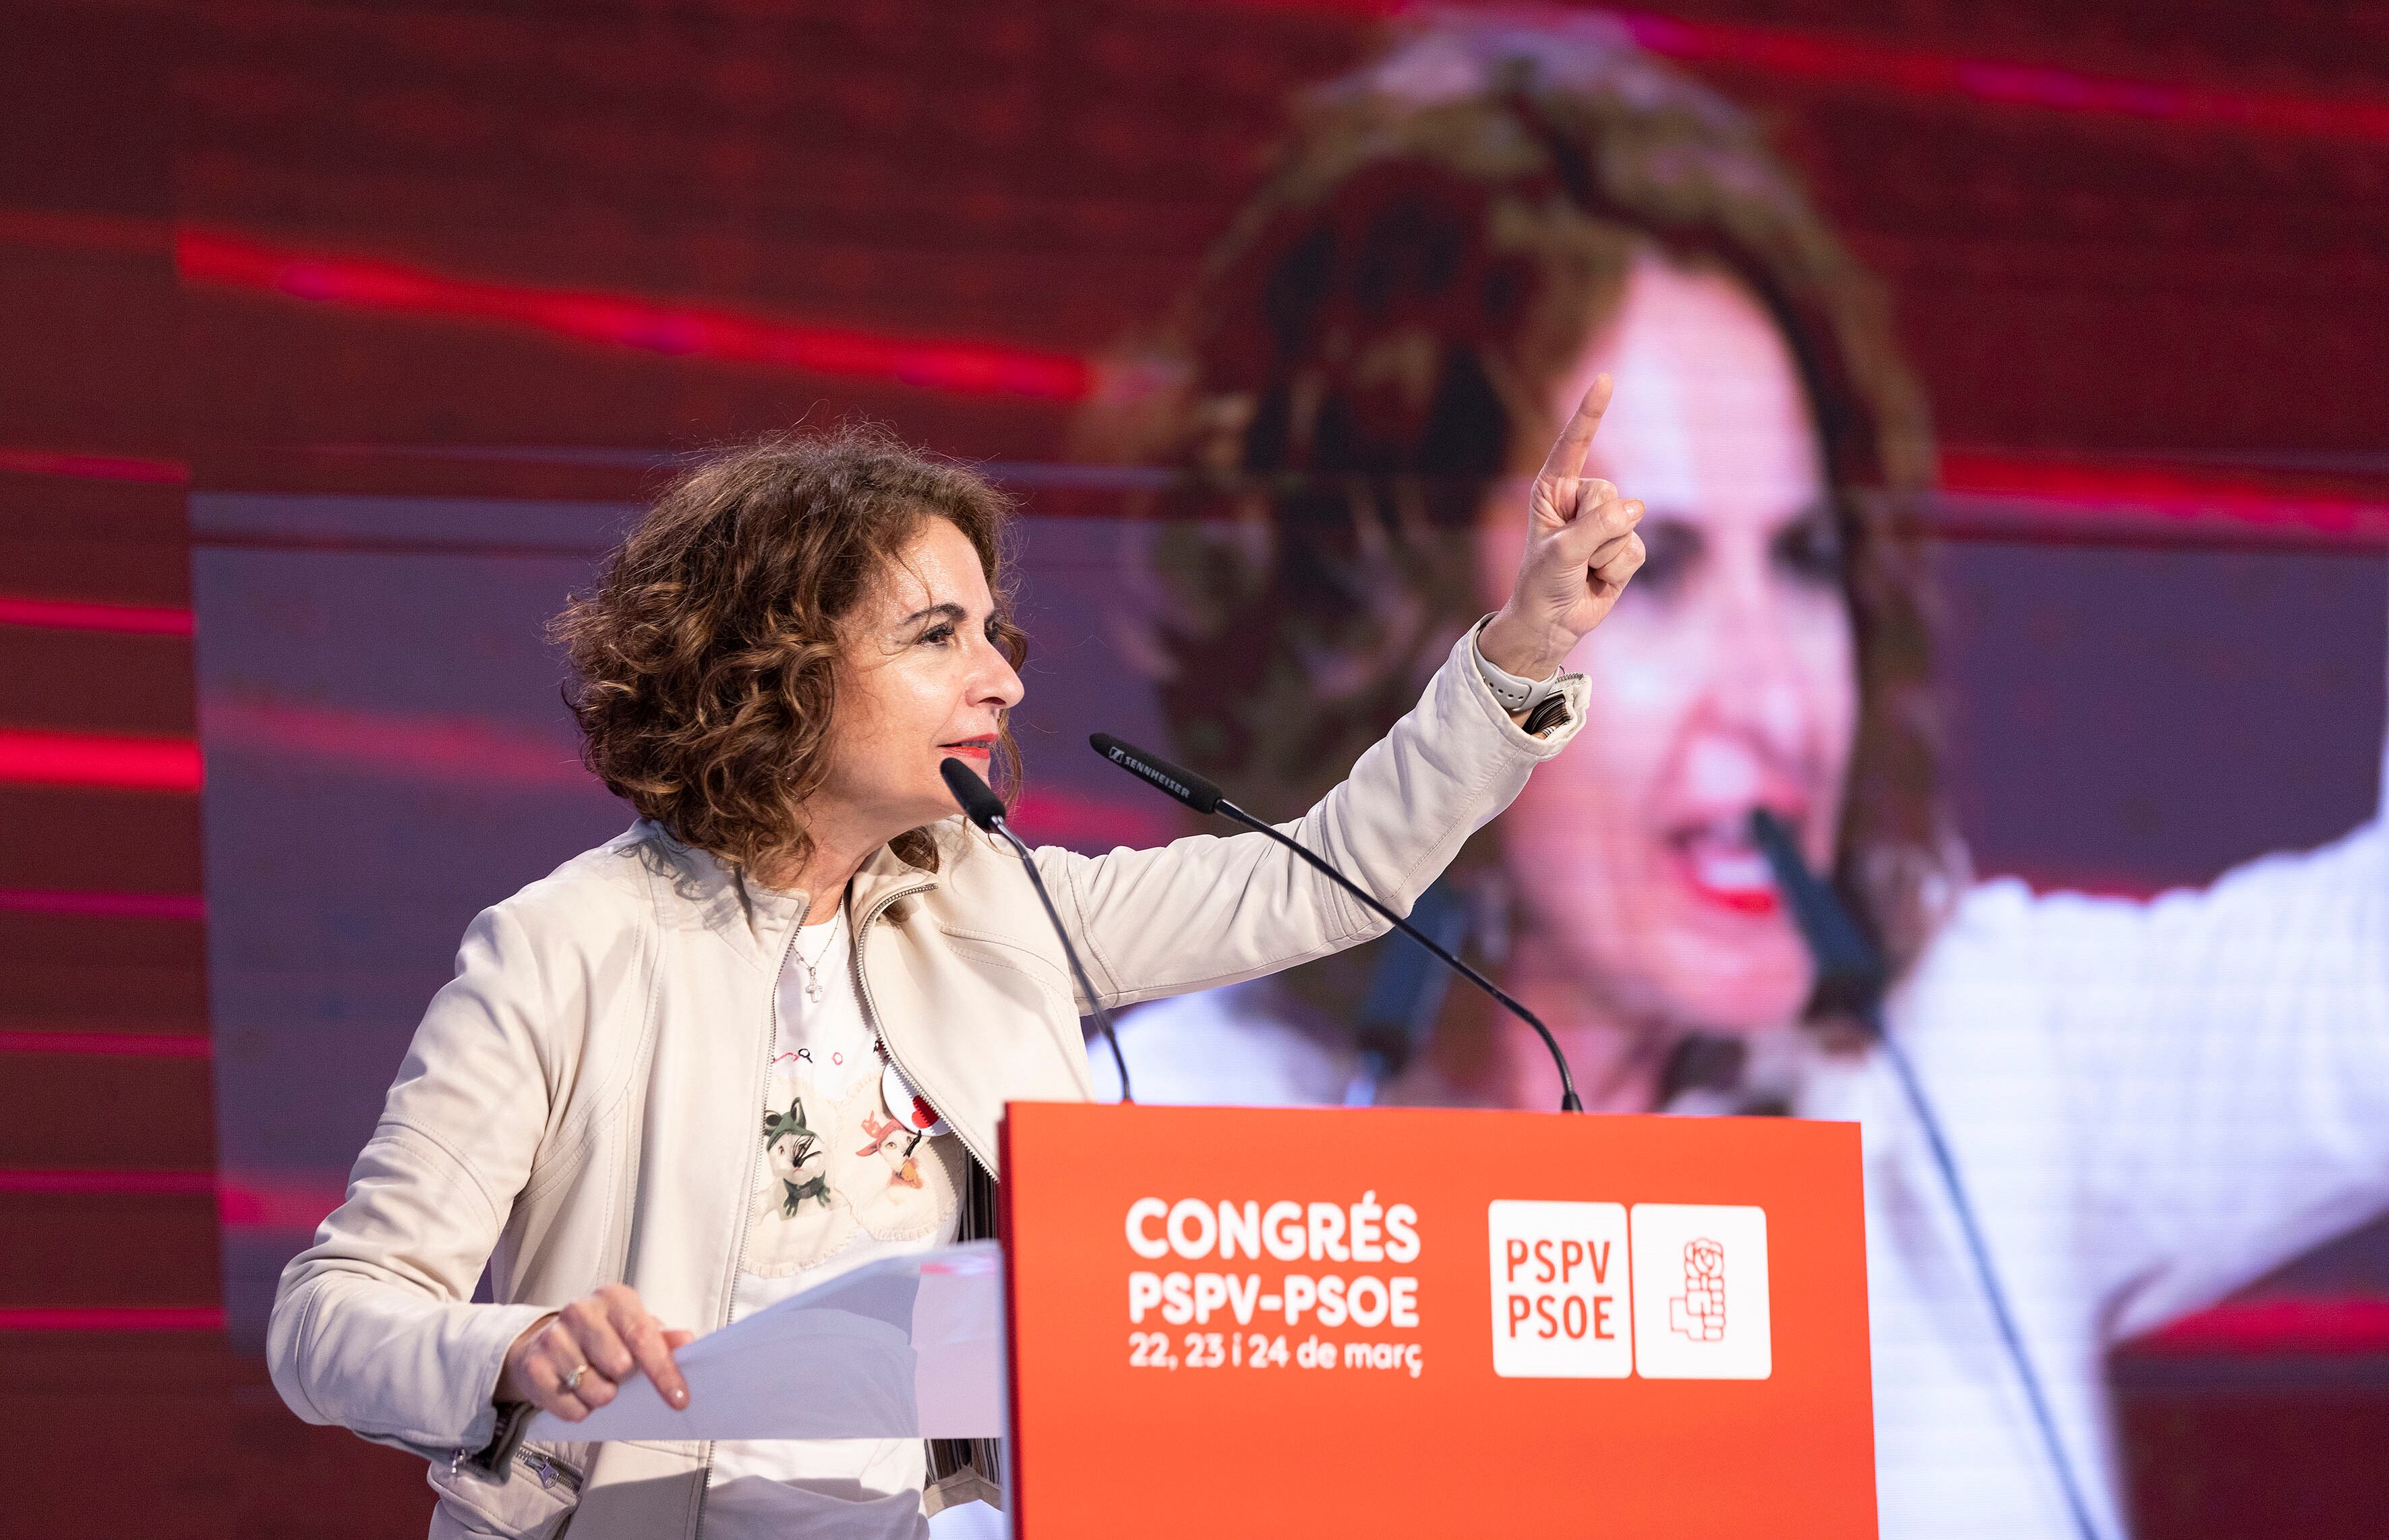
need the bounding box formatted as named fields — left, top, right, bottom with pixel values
left=562, top=1362, right=590, bottom=1395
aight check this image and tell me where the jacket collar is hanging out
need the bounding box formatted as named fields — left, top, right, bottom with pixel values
left=848, top=830, right=945, bottom=923
left=629, top=818, right=946, bottom=966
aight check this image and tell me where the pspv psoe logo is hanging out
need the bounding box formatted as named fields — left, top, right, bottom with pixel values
left=1487, top=1201, right=1771, bottom=1380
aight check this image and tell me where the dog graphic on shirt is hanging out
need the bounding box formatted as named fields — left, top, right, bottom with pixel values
left=743, top=1059, right=964, bottom=1278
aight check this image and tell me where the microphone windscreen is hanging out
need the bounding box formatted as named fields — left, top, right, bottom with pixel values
left=1747, top=806, right=1885, bottom=1017
left=940, top=757, right=1008, bottom=831
left=1089, top=734, right=1224, bottom=815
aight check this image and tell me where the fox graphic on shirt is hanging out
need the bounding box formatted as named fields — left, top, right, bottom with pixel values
left=744, top=1053, right=964, bottom=1278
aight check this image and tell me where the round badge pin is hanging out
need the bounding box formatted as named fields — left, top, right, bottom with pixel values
left=882, top=1058, right=950, bottom=1137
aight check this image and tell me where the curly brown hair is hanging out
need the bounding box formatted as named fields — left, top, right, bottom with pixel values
left=1087, top=13, right=1954, bottom=984
left=553, top=423, right=1026, bottom=877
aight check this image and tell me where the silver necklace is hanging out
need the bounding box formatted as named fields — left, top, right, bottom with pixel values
left=792, top=911, right=843, bottom=1005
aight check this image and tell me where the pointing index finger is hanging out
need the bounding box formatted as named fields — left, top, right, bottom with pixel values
left=1536, top=375, right=1614, bottom=486
left=616, top=1303, right=691, bottom=1409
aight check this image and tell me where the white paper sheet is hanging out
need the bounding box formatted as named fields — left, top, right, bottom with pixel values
left=526, top=1241, right=1005, bottom=1444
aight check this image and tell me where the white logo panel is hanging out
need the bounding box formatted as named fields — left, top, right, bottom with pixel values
left=1629, top=1204, right=1771, bottom=1380
left=1487, top=1200, right=1632, bottom=1378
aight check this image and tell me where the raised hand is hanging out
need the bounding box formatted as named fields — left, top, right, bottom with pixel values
left=1478, top=374, right=1645, bottom=682
left=495, top=1283, right=696, bottom=1421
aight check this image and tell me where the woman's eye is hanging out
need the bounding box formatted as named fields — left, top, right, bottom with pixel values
left=1630, top=521, right=1697, bottom=595
left=1774, top=508, right=1846, bottom=587
left=918, top=624, right=955, bottom=646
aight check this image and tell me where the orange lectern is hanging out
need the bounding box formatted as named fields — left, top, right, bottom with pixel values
left=1001, top=1102, right=1875, bottom=1538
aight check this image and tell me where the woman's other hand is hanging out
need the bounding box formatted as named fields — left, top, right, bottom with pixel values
left=1480, top=374, right=1645, bottom=681
left=495, top=1284, right=696, bottom=1421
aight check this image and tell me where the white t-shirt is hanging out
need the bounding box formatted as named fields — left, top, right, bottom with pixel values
left=702, top=908, right=968, bottom=1540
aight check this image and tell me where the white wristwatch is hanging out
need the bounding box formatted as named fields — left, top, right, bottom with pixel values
left=1470, top=616, right=1564, bottom=714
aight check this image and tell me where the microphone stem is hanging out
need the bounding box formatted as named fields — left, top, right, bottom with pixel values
left=1213, top=800, right=1584, bottom=1114
left=986, top=817, right=1133, bottom=1104
left=1872, top=1005, right=2102, bottom=1540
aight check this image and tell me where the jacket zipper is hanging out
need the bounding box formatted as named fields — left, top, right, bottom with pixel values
left=693, top=906, right=814, bottom=1533
left=850, top=882, right=995, bottom=1176
left=518, top=1447, right=583, bottom=1495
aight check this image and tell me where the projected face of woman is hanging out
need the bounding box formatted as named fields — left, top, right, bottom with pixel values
left=1476, top=251, right=1856, bottom=1036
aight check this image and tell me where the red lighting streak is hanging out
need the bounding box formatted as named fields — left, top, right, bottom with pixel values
left=177, top=227, right=1094, bottom=401
left=0, top=888, right=206, bottom=920
left=0, top=1169, right=344, bottom=1233
left=0, top=1169, right=215, bottom=1196
left=204, top=694, right=595, bottom=790
left=0, top=595, right=194, bottom=636
left=0, top=1306, right=225, bottom=1332
left=1256, top=2, right=2389, bottom=146
left=0, top=728, right=203, bottom=792
left=0, top=1030, right=211, bottom=1057
left=217, top=1172, right=351, bottom=1233
left=0, top=447, right=189, bottom=484
left=1001, top=786, right=1177, bottom=852
left=1604, top=8, right=2389, bottom=145
left=1939, top=451, right=2389, bottom=544
left=2134, top=1298, right=2389, bottom=1356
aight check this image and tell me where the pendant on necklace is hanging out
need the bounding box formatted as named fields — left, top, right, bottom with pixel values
left=803, top=974, right=825, bottom=1004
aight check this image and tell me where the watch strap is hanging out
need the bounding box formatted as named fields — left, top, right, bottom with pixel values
left=1470, top=616, right=1564, bottom=713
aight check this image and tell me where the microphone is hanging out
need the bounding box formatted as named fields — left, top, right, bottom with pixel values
left=1744, top=808, right=1884, bottom=1019
left=940, top=757, right=1132, bottom=1102
left=941, top=757, right=1009, bottom=830
left=1090, top=733, right=1585, bottom=1113
left=1344, top=882, right=1471, bottom=1106
left=1746, top=808, right=2101, bottom=1540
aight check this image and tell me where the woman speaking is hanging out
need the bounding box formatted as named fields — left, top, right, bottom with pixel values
left=265, top=413, right=1641, bottom=1538
left=1090, top=18, right=2389, bottom=1539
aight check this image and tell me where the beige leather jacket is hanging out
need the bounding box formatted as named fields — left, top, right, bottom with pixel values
left=267, top=630, right=1585, bottom=1538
